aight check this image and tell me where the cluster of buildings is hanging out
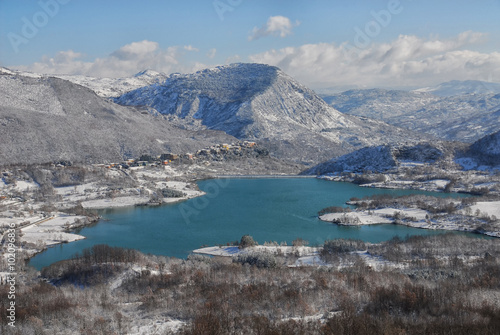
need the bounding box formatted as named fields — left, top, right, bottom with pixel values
left=195, top=141, right=256, bottom=157
left=98, top=141, right=257, bottom=170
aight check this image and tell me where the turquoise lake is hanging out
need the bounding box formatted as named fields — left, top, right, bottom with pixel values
left=29, top=178, right=469, bottom=270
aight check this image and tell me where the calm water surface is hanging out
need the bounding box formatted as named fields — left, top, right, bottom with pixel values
left=29, top=178, right=468, bottom=269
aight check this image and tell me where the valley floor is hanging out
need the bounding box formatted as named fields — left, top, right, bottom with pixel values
left=1, top=156, right=500, bottom=267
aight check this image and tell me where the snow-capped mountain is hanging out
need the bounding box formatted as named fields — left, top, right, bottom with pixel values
left=323, top=88, right=500, bottom=143
left=1, top=67, right=169, bottom=98
left=414, top=80, right=500, bottom=97
left=115, top=63, right=423, bottom=163
left=0, top=70, right=234, bottom=165
left=54, top=70, right=169, bottom=98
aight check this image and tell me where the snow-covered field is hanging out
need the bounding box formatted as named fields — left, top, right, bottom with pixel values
left=81, top=196, right=151, bottom=209
left=471, top=201, right=500, bottom=219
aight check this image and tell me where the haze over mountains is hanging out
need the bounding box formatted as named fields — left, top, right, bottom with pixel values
left=414, top=80, right=500, bottom=97
left=1, top=63, right=499, bottom=168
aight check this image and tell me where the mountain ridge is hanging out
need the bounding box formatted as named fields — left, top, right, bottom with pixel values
left=0, top=71, right=236, bottom=165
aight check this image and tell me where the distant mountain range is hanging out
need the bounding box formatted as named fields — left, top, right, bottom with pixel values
left=322, top=81, right=500, bottom=143
left=0, top=67, right=169, bottom=98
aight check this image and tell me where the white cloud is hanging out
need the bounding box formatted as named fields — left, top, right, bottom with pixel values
left=183, top=45, right=199, bottom=52
left=111, top=40, right=159, bottom=59
left=14, top=40, right=205, bottom=78
left=249, top=31, right=500, bottom=89
left=249, top=16, right=299, bottom=41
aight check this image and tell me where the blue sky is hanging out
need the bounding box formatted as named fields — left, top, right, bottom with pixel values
left=1, top=0, right=500, bottom=89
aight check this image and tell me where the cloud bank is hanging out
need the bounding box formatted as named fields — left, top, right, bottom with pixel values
left=13, top=32, right=500, bottom=89
left=249, top=31, right=500, bottom=89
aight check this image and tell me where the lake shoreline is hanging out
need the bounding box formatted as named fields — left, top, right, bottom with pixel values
left=28, top=177, right=495, bottom=270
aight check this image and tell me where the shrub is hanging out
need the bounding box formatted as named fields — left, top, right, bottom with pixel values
left=238, top=235, right=257, bottom=249
left=161, top=188, right=186, bottom=198
left=318, top=206, right=350, bottom=216
left=321, top=239, right=366, bottom=256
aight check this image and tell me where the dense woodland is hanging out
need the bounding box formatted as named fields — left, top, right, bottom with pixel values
left=2, top=234, right=500, bottom=334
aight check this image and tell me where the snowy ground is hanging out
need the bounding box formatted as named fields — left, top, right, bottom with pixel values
left=192, top=244, right=406, bottom=271
left=320, top=207, right=429, bottom=226
left=20, top=214, right=87, bottom=247
left=0, top=165, right=207, bottom=261
left=193, top=245, right=320, bottom=258
left=319, top=212, right=393, bottom=225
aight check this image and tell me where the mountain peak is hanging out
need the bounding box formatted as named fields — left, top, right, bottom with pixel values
left=0, top=67, right=14, bottom=75
left=134, top=69, right=163, bottom=78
